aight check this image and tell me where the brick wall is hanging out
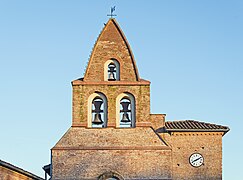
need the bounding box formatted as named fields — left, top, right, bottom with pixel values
left=72, top=83, right=151, bottom=127
left=52, top=127, right=171, bottom=179
left=164, top=132, right=223, bottom=180
left=52, top=149, right=172, bottom=180
left=84, top=19, right=139, bottom=82
left=0, top=166, right=34, bottom=180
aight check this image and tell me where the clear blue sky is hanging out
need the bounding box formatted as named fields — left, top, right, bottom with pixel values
left=0, top=0, right=242, bottom=179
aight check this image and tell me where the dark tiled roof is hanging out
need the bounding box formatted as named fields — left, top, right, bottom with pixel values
left=165, top=120, right=230, bottom=134
left=0, top=159, right=44, bottom=180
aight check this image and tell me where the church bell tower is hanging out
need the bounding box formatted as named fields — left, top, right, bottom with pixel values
left=50, top=18, right=229, bottom=180
left=51, top=18, right=171, bottom=179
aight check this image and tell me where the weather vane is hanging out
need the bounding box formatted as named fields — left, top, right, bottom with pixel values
left=107, top=6, right=117, bottom=18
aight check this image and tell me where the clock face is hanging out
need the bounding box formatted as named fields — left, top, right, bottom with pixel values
left=189, top=153, right=204, bottom=167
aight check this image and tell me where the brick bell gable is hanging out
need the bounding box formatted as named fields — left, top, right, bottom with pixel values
left=50, top=16, right=229, bottom=180
left=51, top=19, right=172, bottom=179
left=83, top=18, right=140, bottom=82
left=71, top=18, right=153, bottom=127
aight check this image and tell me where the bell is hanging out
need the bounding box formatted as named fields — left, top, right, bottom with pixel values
left=92, top=113, right=103, bottom=124
left=108, top=64, right=116, bottom=81
left=92, top=99, right=103, bottom=125
left=121, top=113, right=130, bottom=122
left=108, top=72, right=116, bottom=80
left=120, top=102, right=130, bottom=112
left=120, top=101, right=131, bottom=123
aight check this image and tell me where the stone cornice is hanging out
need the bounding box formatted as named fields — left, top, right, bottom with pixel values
left=52, top=146, right=171, bottom=151
left=72, top=79, right=150, bottom=86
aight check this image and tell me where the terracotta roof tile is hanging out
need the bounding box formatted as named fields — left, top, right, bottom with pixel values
left=165, top=120, right=230, bottom=134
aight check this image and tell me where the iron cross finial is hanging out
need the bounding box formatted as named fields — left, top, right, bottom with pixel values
left=107, top=6, right=117, bottom=18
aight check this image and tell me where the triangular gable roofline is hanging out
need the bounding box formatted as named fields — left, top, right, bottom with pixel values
left=0, top=159, right=44, bottom=180
left=83, top=18, right=140, bottom=81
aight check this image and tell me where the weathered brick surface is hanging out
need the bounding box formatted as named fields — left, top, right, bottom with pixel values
left=163, top=132, right=223, bottom=180
left=72, top=84, right=150, bottom=126
left=52, top=127, right=171, bottom=179
left=53, top=127, right=168, bottom=148
left=52, top=149, right=172, bottom=180
left=0, top=166, right=35, bottom=180
left=150, top=114, right=166, bottom=130
left=84, top=18, right=139, bottom=82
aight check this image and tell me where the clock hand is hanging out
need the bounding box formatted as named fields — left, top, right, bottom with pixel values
left=192, top=157, right=202, bottom=163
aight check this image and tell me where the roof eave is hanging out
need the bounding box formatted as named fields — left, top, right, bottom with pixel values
left=166, top=128, right=230, bottom=135
left=0, top=160, right=44, bottom=180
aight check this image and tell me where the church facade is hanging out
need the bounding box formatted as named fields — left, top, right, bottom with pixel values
left=51, top=18, right=229, bottom=180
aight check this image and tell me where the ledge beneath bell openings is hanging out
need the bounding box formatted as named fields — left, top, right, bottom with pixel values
left=71, top=78, right=150, bottom=86
left=72, top=122, right=153, bottom=128
left=52, top=146, right=171, bottom=150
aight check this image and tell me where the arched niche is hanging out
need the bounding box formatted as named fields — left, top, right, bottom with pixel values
left=104, top=59, right=120, bottom=81
left=116, top=92, right=136, bottom=128
left=87, top=92, right=108, bottom=128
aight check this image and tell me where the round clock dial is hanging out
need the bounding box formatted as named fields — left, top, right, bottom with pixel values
left=189, top=153, right=204, bottom=167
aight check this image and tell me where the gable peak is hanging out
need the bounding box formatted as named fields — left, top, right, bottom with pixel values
left=83, top=18, right=140, bottom=82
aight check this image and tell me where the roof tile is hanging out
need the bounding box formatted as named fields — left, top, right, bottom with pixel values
left=165, top=120, right=229, bottom=134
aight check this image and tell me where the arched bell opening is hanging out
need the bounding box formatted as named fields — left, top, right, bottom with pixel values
left=108, top=63, right=117, bottom=81
left=92, top=97, right=104, bottom=127
left=104, top=59, right=120, bottom=81
left=88, top=92, right=108, bottom=128
left=98, top=171, right=124, bottom=180
left=120, top=98, right=132, bottom=127
left=116, top=92, right=135, bottom=128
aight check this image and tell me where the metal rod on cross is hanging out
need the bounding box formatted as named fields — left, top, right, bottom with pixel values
left=107, top=6, right=117, bottom=18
